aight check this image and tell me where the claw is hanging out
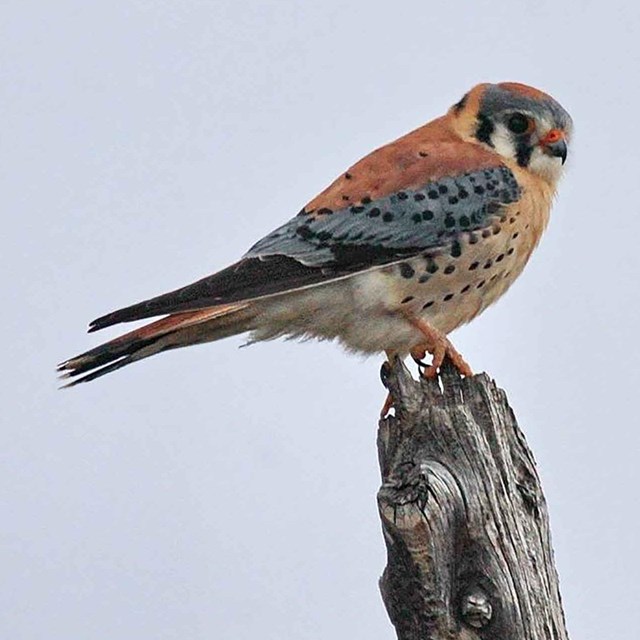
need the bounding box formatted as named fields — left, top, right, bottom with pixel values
left=406, top=315, right=473, bottom=380
left=410, top=346, right=428, bottom=369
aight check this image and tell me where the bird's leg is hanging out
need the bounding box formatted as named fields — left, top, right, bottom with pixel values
left=405, top=315, right=472, bottom=379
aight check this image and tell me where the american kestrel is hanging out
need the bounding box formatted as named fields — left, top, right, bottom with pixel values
left=59, top=82, right=571, bottom=412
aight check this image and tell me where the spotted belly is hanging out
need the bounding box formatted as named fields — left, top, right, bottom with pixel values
left=249, top=206, right=541, bottom=355
left=385, top=219, right=525, bottom=333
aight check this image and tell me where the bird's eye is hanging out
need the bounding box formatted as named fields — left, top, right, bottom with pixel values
left=507, top=113, right=531, bottom=135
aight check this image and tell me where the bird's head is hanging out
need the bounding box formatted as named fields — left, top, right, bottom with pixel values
left=449, top=82, right=573, bottom=185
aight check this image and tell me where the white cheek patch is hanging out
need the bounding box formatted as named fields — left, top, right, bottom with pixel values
left=489, top=119, right=565, bottom=185
left=528, top=147, right=565, bottom=183
left=490, top=123, right=516, bottom=161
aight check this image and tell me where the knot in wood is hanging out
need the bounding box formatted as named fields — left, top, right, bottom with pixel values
left=460, top=588, right=492, bottom=629
left=379, top=460, right=430, bottom=512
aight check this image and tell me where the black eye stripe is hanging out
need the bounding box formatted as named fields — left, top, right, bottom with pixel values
left=515, top=140, right=533, bottom=167
left=475, top=113, right=495, bottom=146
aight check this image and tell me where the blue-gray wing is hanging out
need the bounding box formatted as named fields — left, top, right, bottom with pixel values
left=245, top=166, right=521, bottom=268
left=88, top=166, right=521, bottom=330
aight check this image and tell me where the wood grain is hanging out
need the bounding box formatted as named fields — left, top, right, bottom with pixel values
left=377, top=359, right=568, bottom=640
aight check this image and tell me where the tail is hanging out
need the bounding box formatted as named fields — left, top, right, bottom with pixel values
left=58, top=302, right=254, bottom=387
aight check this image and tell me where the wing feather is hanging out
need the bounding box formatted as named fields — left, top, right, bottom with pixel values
left=246, top=165, right=520, bottom=267
left=90, top=137, right=521, bottom=332
left=89, top=256, right=331, bottom=331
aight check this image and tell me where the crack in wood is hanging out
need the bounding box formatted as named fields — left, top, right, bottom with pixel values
left=377, top=358, right=569, bottom=640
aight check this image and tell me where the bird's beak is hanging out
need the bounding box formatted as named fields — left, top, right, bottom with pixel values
left=539, top=129, right=568, bottom=165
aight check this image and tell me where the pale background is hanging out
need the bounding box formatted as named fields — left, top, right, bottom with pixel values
left=3, top=1, right=638, bottom=638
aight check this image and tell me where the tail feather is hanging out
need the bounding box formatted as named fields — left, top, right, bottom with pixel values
left=58, top=303, right=252, bottom=387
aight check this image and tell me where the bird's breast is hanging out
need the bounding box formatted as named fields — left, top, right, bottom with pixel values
left=373, top=185, right=553, bottom=337
left=251, top=182, right=553, bottom=355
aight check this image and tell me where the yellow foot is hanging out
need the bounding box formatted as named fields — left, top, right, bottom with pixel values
left=407, top=317, right=473, bottom=380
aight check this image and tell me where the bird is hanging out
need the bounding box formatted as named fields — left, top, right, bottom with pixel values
left=59, top=81, right=571, bottom=413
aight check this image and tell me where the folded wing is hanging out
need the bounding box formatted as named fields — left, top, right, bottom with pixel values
left=60, top=137, right=522, bottom=385
left=91, top=145, right=520, bottom=332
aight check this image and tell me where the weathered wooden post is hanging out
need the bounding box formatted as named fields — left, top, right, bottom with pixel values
left=377, top=359, right=568, bottom=640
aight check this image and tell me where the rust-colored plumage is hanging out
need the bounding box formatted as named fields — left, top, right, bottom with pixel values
left=306, top=120, right=499, bottom=212
left=59, top=82, right=572, bottom=410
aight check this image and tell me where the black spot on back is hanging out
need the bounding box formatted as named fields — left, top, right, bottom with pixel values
left=296, top=225, right=314, bottom=240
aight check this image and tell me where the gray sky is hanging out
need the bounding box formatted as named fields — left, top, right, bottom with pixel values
left=3, top=1, right=639, bottom=638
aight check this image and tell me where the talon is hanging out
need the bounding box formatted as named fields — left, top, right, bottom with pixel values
left=445, top=348, right=473, bottom=378
left=405, top=315, right=473, bottom=379
left=422, top=363, right=438, bottom=379
left=380, top=360, right=392, bottom=386
left=410, top=346, right=428, bottom=368
left=412, top=357, right=428, bottom=370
